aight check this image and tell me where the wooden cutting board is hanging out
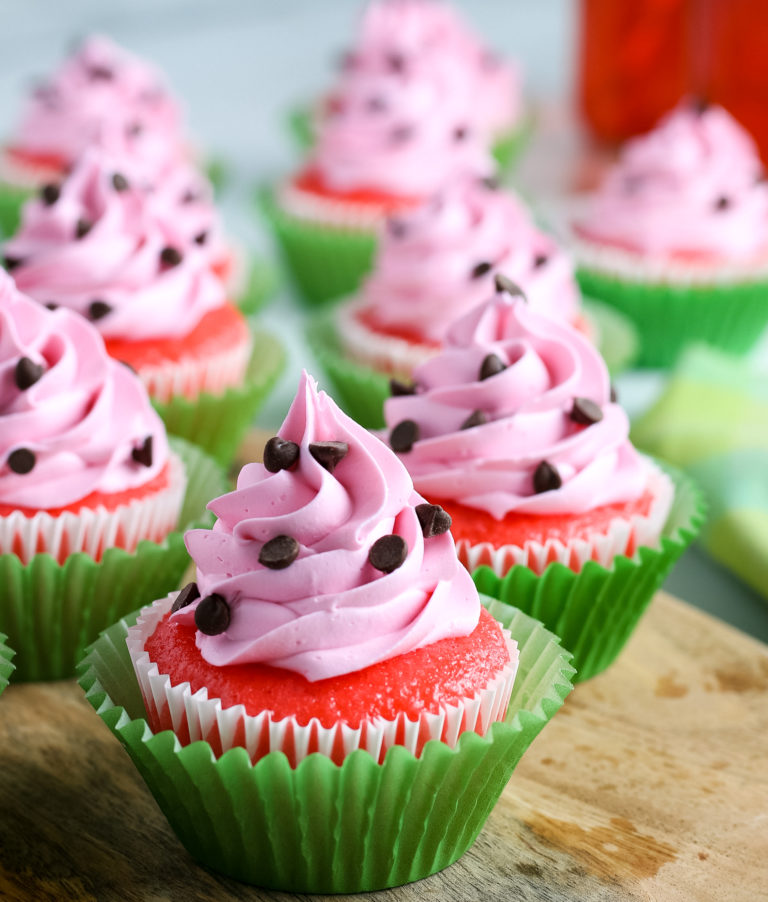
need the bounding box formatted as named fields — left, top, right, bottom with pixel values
left=0, top=591, right=766, bottom=902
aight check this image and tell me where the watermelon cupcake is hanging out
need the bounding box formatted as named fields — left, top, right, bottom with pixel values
left=382, top=282, right=704, bottom=679
left=78, top=370, right=573, bottom=892
left=0, top=634, right=14, bottom=694
left=263, top=43, right=493, bottom=305
left=0, top=271, right=226, bottom=680
left=3, top=150, right=283, bottom=464
left=571, top=100, right=768, bottom=366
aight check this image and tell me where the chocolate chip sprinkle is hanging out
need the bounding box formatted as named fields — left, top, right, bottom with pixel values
left=493, top=273, right=525, bottom=298
left=259, top=534, right=300, bottom=570
left=194, top=230, right=208, bottom=245
left=415, top=502, right=452, bottom=538
left=391, top=124, right=413, bottom=143
left=112, top=172, right=129, bottom=191
left=387, top=218, right=407, bottom=239
left=44, top=301, right=58, bottom=311
left=367, top=95, right=386, bottom=113
left=471, top=261, right=492, bottom=279
left=461, top=409, right=488, bottom=430
left=533, top=460, right=562, bottom=494
left=40, top=183, right=60, bottom=205
left=691, top=96, right=710, bottom=115
left=570, top=397, right=603, bottom=426
left=131, top=436, right=153, bottom=468
left=195, top=594, right=230, bottom=636
left=3, top=257, right=22, bottom=271
left=389, top=377, right=416, bottom=396
left=263, top=436, right=300, bottom=473
left=479, top=353, right=506, bottom=381
left=14, top=357, right=44, bottom=391
left=714, top=195, right=731, bottom=211
left=453, top=125, right=469, bottom=141
left=309, top=441, right=349, bottom=473
left=120, top=359, right=137, bottom=374
left=127, top=121, right=143, bottom=137
left=481, top=175, right=500, bottom=191
left=390, top=419, right=419, bottom=453
left=88, top=299, right=112, bottom=321
left=181, top=189, right=199, bottom=204
left=88, top=64, right=114, bottom=81
left=172, top=582, right=200, bottom=613
left=387, top=52, right=405, bottom=72
left=7, top=448, right=35, bottom=475
left=368, top=534, right=408, bottom=573
left=75, top=218, right=92, bottom=239
left=533, top=253, right=549, bottom=268
left=160, top=246, right=183, bottom=267
left=610, top=384, right=618, bottom=403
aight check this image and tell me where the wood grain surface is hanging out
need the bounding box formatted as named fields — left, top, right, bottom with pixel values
left=0, top=592, right=766, bottom=901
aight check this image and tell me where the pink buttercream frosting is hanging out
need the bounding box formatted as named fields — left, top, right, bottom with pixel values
left=172, top=371, right=480, bottom=682
left=10, top=35, right=188, bottom=182
left=383, top=292, right=647, bottom=519
left=361, top=179, right=581, bottom=342
left=4, top=150, right=225, bottom=341
left=576, top=102, right=768, bottom=261
left=0, top=270, right=169, bottom=508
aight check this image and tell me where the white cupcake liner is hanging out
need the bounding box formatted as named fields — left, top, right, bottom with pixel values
left=458, top=460, right=674, bottom=577
left=277, top=180, right=410, bottom=232
left=0, top=450, right=187, bottom=565
left=127, top=593, right=519, bottom=768
left=138, top=326, right=253, bottom=404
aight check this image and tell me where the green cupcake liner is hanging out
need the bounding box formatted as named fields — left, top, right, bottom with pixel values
left=152, top=329, right=285, bottom=468
left=258, top=186, right=377, bottom=306
left=0, top=180, right=34, bottom=238
left=473, top=465, right=705, bottom=682
left=0, top=438, right=226, bottom=683
left=581, top=297, right=639, bottom=374
left=576, top=265, right=768, bottom=368
left=0, top=633, right=15, bottom=694
left=78, top=599, right=573, bottom=893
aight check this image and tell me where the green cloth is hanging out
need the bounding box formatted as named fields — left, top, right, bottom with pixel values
left=632, top=348, right=768, bottom=599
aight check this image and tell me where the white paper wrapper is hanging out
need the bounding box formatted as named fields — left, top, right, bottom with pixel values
left=138, top=325, right=253, bottom=404
left=0, top=451, right=187, bottom=565
left=277, top=180, right=416, bottom=232
left=127, top=594, right=519, bottom=768
left=459, top=460, right=675, bottom=577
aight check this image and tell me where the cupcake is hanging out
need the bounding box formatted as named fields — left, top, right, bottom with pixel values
left=0, top=271, right=226, bottom=680
left=0, top=634, right=14, bottom=694
left=3, top=150, right=284, bottom=464
left=78, top=371, right=573, bottom=892
left=263, top=46, right=493, bottom=305
left=571, top=100, right=768, bottom=366
left=383, top=283, right=704, bottom=679
left=0, top=35, right=188, bottom=236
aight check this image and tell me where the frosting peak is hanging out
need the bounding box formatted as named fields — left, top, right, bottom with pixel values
left=174, top=371, right=480, bottom=681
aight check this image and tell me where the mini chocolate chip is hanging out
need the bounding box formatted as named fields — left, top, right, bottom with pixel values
left=387, top=52, right=405, bottom=72
left=493, top=273, right=525, bottom=298
left=4, top=257, right=22, bottom=271
left=195, top=594, right=230, bottom=635
left=533, top=460, right=562, bottom=494
left=533, top=253, right=549, bottom=268
left=181, top=189, right=199, bottom=204
left=367, top=95, right=386, bottom=112
left=14, top=357, right=44, bottom=390
left=309, top=441, right=349, bottom=473
left=368, top=534, right=408, bottom=573
left=112, top=172, right=129, bottom=191
left=263, top=436, right=300, bottom=473
left=387, top=218, right=407, bottom=239
left=120, top=359, right=137, bottom=374
left=88, top=64, right=114, bottom=80
left=75, top=218, right=92, bottom=239
left=415, top=503, right=452, bottom=538
left=691, top=96, right=709, bottom=114
left=481, top=175, right=500, bottom=191
left=127, top=121, right=143, bottom=137
left=453, top=125, right=468, bottom=141
left=194, top=230, right=208, bottom=245
left=390, top=419, right=419, bottom=453
left=471, top=261, right=492, bottom=279
left=715, top=195, right=731, bottom=211
left=8, top=448, right=35, bottom=475
left=391, top=124, right=413, bottom=142
left=479, top=353, right=506, bottom=381
left=44, top=301, right=58, bottom=311
left=40, top=183, right=60, bottom=205
left=259, top=534, right=300, bottom=569
left=570, top=397, right=603, bottom=426
left=610, top=384, right=618, bottom=403
left=131, top=436, right=153, bottom=468
left=461, top=409, right=488, bottom=430
left=88, top=299, right=112, bottom=320
left=389, top=377, right=416, bottom=396
left=171, top=582, right=200, bottom=613
left=160, top=246, right=183, bottom=267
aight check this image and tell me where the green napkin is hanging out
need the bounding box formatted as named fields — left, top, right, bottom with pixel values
left=631, top=347, right=768, bottom=599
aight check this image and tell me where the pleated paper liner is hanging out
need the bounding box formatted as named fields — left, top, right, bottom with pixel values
left=306, top=300, right=640, bottom=430
left=152, top=328, right=285, bottom=467
left=0, top=181, right=33, bottom=238
left=0, top=633, right=15, bottom=694
left=258, top=185, right=377, bottom=306
left=77, top=598, right=573, bottom=893
left=0, top=438, right=227, bottom=683
left=472, top=465, right=705, bottom=682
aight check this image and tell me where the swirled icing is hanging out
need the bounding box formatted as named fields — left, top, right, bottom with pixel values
left=383, top=291, right=647, bottom=518
left=173, top=371, right=480, bottom=681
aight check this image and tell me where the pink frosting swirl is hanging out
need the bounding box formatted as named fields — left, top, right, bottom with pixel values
left=383, top=292, right=647, bottom=518
left=577, top=102, right=768, bottom=261
left=0, top=270, right=169, bottom=508
left=11, top=35, right=188, bottom=182
left=4, top=150, right=225, bottom=341
left=173, top=371, right=480, bottom=682
left=361, top=179, right=581, bottom=342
